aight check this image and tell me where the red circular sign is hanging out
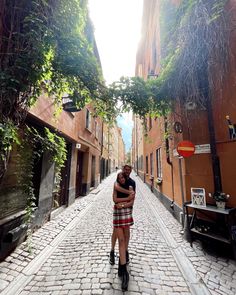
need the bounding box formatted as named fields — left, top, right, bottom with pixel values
left=177, top=140, right=195, bottom=158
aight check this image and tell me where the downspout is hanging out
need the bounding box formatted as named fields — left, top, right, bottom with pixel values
left=205, top=94, right=222, bottom=193
left=200, top=56, right=222, bottom=193
left=100, top=121, right=104, bottom=180
left=135, top=116, right=139, bottom=175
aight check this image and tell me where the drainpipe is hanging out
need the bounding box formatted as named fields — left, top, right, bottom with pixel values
left=100, top=121, right=104, bottom=180
left=199, top=57, right=222, bottom=193
left=135, top=116, right=139, bottom=175
left=205, top=94, right=222, bottom=192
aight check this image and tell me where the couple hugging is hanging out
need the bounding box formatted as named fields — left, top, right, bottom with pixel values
left=110, top=164, right=136, bottom=292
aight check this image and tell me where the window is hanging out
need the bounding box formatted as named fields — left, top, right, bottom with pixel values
left=150, top=153, right=153, bottom=176
left=86, top=109, right=91, bottom=130
left=146, top=155, right=149, bottom=174
left=139, top=155, right=143, bottom=171
left=95, top=121, right=98, bottom=138
left=156, top=148, right=162, bottom=178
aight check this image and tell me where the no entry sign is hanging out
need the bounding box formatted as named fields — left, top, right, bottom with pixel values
left=177, top=140, right=195, bottom=158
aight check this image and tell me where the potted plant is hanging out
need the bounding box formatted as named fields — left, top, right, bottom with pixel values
left=208, top=191, right=230, bottom=209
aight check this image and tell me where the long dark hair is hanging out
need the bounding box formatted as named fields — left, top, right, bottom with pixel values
left=116, top=172, right=125, bottom=186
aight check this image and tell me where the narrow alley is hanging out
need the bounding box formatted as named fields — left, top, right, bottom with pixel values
left=0, top=173, right=235, bottom=295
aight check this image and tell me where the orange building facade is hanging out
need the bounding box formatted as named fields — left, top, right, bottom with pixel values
left=133, top=0, right=236, bottom=221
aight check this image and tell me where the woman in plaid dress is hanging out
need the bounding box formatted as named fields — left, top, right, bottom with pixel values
left=113, top=172, right=135, bottom=291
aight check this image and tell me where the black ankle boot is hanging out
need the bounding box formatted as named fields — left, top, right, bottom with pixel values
left=120, top=264, right=129, bottom=291
left=109, top=250, right=115, bottom=265
left=126, top=250, right=130, bottom=264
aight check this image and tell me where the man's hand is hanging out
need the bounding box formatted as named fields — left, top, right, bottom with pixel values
left=116, top=203, right=126, bottom=209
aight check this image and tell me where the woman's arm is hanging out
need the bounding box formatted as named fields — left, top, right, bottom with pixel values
left=116, top=199, right=134, bottom=209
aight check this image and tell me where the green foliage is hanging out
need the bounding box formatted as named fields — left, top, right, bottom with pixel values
left=0, top=0, right=107, bottom=122
left=44, top=128, right=67, bottom=193
left=0, top=120, right=20, bottom=180
left=109, top=75, right=171, bottom=118
left=156, top=0, right=230, bottom=102
left=0, top=0, right=115, bottom=181
left=16, top=133, right=37, bottom=253
left=110, top=76, right=155, bottom=118
left=15, top=125, right=67, bottom=251
left=25, top=126, right=67, bottom=194
left=111, top=0, right=230, bottom=117
left=0, top=120, right=19, bottom=159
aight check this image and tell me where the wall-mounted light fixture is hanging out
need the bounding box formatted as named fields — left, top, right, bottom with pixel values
left=62, top=95, right=81, bottom=112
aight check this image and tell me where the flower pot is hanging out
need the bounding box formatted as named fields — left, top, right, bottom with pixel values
left=216, top=201, right=226, bottom=209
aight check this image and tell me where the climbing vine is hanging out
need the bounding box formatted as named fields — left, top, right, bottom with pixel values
left=110, top=0, right=230, bottom=117
left=15, top=125, right=67, bottom=251
left=0, top=120, right=19, bottom=181
left=156, top=0, right=230, bottom=105
left=0, top=0, right=111, bottom=181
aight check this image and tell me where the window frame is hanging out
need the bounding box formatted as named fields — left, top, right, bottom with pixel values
left=156, top=148, right=162, bottom=178
left=85, top=108, right=92, bottom=131
left=146, top=155, right=149, bottom=174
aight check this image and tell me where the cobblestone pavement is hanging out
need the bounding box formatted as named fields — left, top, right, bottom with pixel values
left=0, top=173, right=236, bottom=295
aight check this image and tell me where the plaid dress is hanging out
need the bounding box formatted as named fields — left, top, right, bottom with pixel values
left=113, top=206, right=134, bottom=228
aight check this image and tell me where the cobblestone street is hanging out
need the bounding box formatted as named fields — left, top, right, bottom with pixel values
left=0, top=173, right=236, bottom=295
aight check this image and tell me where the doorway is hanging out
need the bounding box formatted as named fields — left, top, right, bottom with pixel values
left=91, top=155, right=96, bottom=188
left=76, top=151, right=84, bottom=197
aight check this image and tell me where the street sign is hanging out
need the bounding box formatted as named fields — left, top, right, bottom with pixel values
left=177, top=140, right=195, bottom=158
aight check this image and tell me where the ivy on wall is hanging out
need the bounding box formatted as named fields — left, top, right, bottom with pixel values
left=15, top=125, right=67, bottom=250
left=0, top=0, right=113, bottom=181
left=110, top=0, right=230, bottom=118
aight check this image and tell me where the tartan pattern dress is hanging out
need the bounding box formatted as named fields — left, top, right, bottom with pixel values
left=113, top=206, right=134, bottom=228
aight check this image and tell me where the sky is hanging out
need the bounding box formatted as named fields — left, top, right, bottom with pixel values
left=88, top=0, right=143, bottom=152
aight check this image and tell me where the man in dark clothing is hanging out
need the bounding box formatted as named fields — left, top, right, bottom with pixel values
left=109, top=164, right=136, bottom=265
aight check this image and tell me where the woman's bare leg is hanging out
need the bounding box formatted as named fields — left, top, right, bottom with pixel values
left=123, top=227, right=130, bottom=251
left=111, top=229, right=117, bottom=250
left=114, top=228, right=126, bottom=265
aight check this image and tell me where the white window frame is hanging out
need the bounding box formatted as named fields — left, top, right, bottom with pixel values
left=85, top=109, right=91, bottom=130
left=156, top=148, right=162, bottom=178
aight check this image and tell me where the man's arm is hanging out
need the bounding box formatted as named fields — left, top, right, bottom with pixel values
left=114, top=182, right=131, bottom=194
left=113, top=184, right=135, bottom=203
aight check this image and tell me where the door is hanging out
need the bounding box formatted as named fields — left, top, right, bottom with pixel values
left=76, top=151, right=84, bottom=197
left=55, top=143, right=71, bottom=208
left=91, top=155, right=96, bottom=188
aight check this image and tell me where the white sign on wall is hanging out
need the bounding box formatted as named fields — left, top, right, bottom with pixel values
left=194, top=144, right=211, bottom=154
left=173, top=144, right=211, bottom=157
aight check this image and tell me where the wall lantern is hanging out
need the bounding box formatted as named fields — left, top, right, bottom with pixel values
left=62, top=95, right=81, bottom=112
